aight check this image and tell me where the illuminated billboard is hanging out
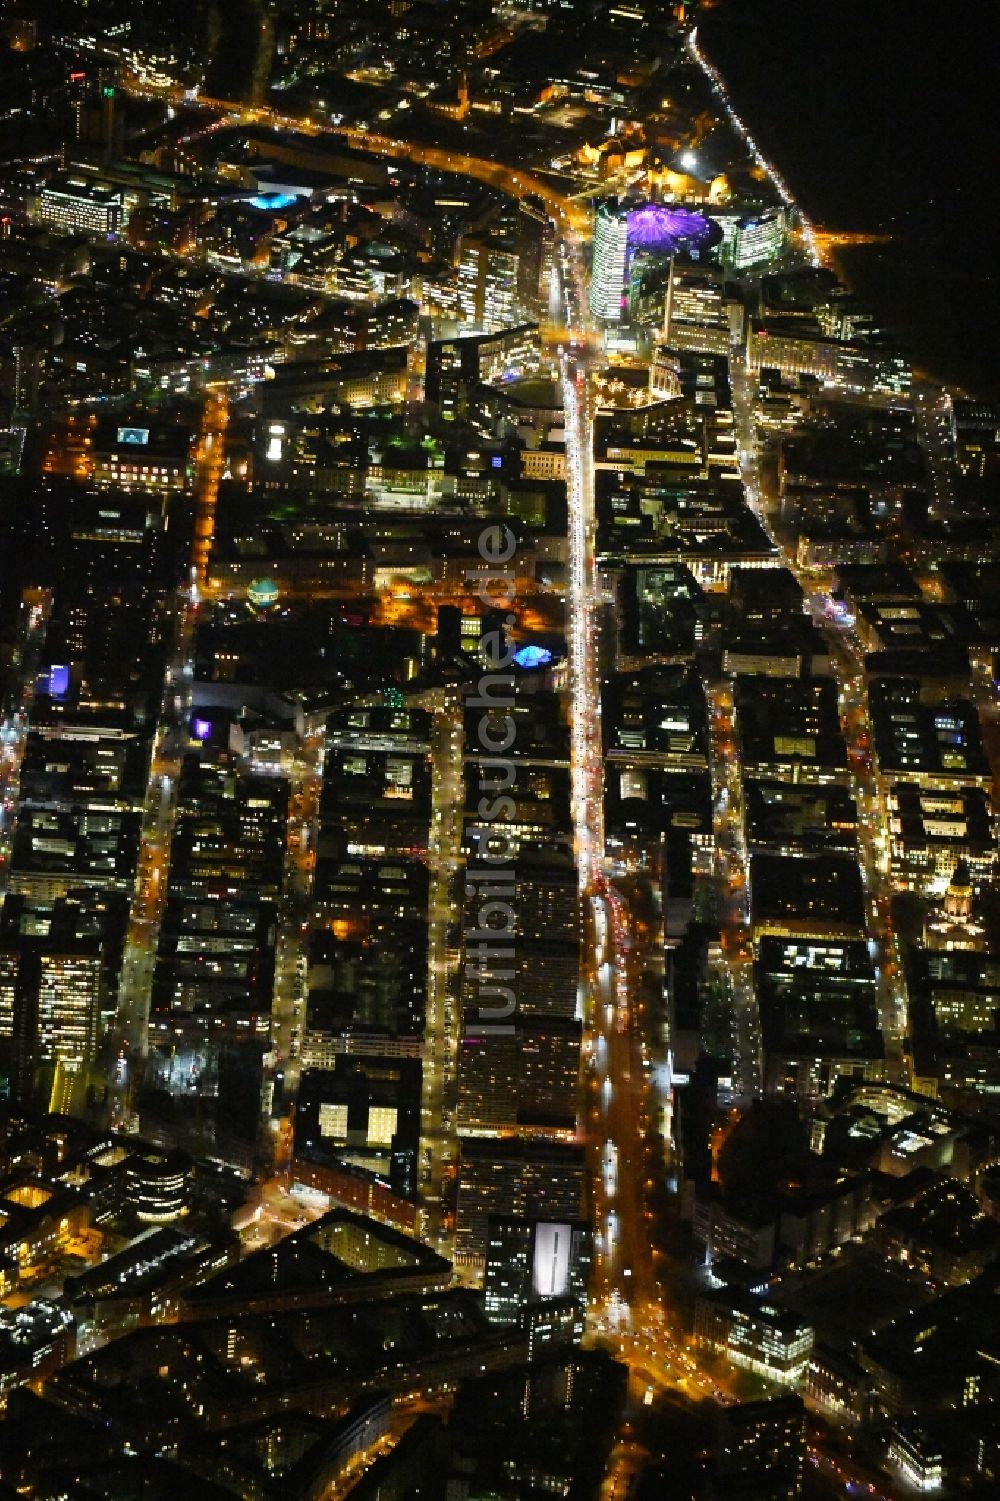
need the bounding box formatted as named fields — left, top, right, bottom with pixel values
left=532, top=1221, right=573, bottom=1299
left=117, top=426, right=150, bottom=446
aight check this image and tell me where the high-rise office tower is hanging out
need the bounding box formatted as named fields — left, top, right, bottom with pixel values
left=457, top=1015, right=581, bottom=1133
left=456, top=233, right=521, bottom=333
left=589, top=201, right=630, bottom=323
left=0, top=943, right=100, bottom=1104
left=455, top=1138, right=586, bottom=1261
left=0, top=890, right=121, bottom=1107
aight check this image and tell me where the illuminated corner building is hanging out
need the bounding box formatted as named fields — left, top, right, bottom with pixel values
left=126, top=1150, right=191, bottom=1224
left=727, top=207, right=788, bottom=271
left=91, top=416, right=194, bottom=496
left=36, top=173, right=121, bottom=236
left=37, top=953, right=100, bottom=1067
left=662, top=261, right=732, bottom=355
left=868, top=679, right=992, bottom=795
left=734, top=675, right=850, bottom=788
left=294, top=1055, right=422, bottom=1202
left=888, top=1418, right=944, bottom=1492
left=695, top=1288, right=813, bottom=1386
left=710, top=1396, right=805, bottom=1501
left=748, top=316, right=910, bottom=394
left=425, top=325, right=541, bottom=419
left=484, top=1216, right=592, bottom=1326
left=589, top=201, right=630, bottom=323
left=908, top=948, right=1000, bottom=1098
left=755, top=936, right=883, bottom=1101
left=804, top=1343, right=873, bottom=1426
left=649, top=344, right=683, bottom=400
left=887, top=787, right=995, bottom=894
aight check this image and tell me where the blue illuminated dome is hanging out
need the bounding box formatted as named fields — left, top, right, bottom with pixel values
left=246, top=192, right=300, bottom=211
left=513, top=644, right=554, bottom=669
left=625, top=203, right=722, bottom=256
left=249, top=578, right=280, bottom=607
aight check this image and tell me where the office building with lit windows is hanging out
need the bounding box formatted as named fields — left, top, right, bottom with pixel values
left=37, top=173, right=122, bottom=236
left=92, top=419, right=194, bottom=496
left=695, top=1288, right=814, bottom=1386
left=729, top=206, right=787, bottom=270
left=589, top=200, right=630, bottom=323
left=457, top=1014, right=581, bottom=1134
left=456, top=1138, right=586, bottom=1262
left=456, top=232, right=521, bottom=333
left=425, top=324, right=541, bottom=415
left=126, top=1150, right=191, bottom=1224
left=484, top=1215, right=592, bottom=1325
left=710, top=1395, right=805, bottom=1500
left=0, top=947, right=100, bottom=1100
left=662, top=261, right=732, bottom=354
left=755, top=935, right=883, bottom=1099
left=888, top=1418, right=944, bottom=1491
left=0, top=891, right=115, bottom=1107
left=869, top=679, right=992, bottom=793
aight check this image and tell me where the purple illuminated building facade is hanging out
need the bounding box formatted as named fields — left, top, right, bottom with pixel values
left=625, top=203, right=722, bottom=257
